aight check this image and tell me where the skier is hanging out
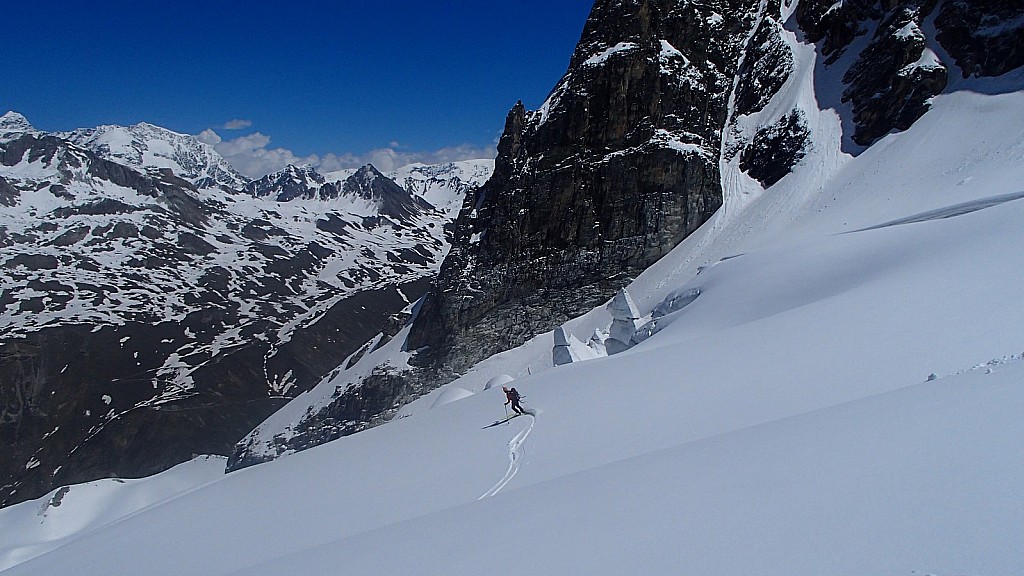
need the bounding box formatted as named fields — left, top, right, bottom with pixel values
left=503, top=386, right=526, bottom=415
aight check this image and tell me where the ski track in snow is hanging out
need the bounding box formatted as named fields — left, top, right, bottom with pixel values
left=478, top=414, right=536, bottom=500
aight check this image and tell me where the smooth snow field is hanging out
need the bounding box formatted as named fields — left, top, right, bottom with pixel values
left=3, top=45, right=1024, bottom=576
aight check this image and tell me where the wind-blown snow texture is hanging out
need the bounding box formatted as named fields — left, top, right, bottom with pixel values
left=3, top=2, right=1023, bottom=571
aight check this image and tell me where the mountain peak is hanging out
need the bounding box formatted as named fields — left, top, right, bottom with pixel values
left=284, top=163, right=319, bottom=175
left=340, top=164, right=434, bottom=220
left=59, top=121, right=247, bottom=189
left=1, top=111, right=36, bottom=140
left=354, top=163, right=383, bottom=177
left=343, top=165, right=392, bottom=194
left=130, top=121, right=175, bottom=134
left=244, top=164, right=327, bottom=201
left=1, top=111, right=32, bottom=129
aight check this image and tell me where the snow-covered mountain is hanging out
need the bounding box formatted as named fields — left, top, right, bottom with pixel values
left=3, top=50, right=1023, bottom=576
left=0, top=114, right=491, bottom=507
left=59, top=120, right=248, bottom=189
left=389, top=160, right=497, bottom=217
left=246, top=164, right=334, bottom=202
left=0, top=111, right=36, bottom=140
left=2, top=0, right=1023, bottom=572
left=252, top=159, right=496, bottom=219
left=232, top=0, right=1024, bottom=467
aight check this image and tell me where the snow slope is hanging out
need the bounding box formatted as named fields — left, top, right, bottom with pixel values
left=3, top=33, right=1024, bottom=576
left=0, top=457, right=226, bottom=571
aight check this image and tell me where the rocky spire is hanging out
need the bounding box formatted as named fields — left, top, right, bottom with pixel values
left=407, top=0, right=760, bottom=373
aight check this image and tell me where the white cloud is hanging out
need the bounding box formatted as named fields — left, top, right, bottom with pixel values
left=197, top=129, right=222, bottom=145
left=199, top=128, right=496, bottom=178
left=213, top=132, right=272, bottom=157
left=318, top=143, right=497, bottom=173
left=199, top=130, right=318, bottom=178
left=222, top=119, right=253, bottom=130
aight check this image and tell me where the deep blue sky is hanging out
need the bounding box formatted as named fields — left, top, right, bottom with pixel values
left=3, top=1, right=594, bottom=174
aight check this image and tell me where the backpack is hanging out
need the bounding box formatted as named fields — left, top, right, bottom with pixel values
left=510, top=388, right=521, bottom=401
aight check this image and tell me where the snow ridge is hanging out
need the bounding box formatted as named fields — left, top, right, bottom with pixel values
left=59, top=122, right=247, bottom=189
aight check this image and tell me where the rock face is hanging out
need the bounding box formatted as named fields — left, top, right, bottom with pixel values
left=407, top=0, right=765, bottom=375
left=0, top=117, right=486, bottom=507
left=936, top=0, right=1024, bottom=78
left=739, top=110, right=811, bottom=187
left=797, top=0, right=1024, bottom=146
left=797, top=0, right=946, bottom=145
left=844, top=2, right=947, bottom=145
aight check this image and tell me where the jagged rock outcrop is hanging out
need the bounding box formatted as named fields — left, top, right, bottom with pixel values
left=734, top=8, right=795, bottom=118
left=797, top=0, right=1024, bottom=146
left=843, top=2, right=947, bottom=144
left=407, top=0, right=765, bottom=376
left=740, top=110, right=811, bottom=186
left=936, top=0, right=1024, bottom=78
left=798, top=0, right=947, bottom=145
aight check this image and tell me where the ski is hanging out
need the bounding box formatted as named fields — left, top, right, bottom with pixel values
left=482, top=413, right=520, bottom=428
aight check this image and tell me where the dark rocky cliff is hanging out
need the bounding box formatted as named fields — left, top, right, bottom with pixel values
left=798, top=0, right=1024, bottom=145
left=408, top=0, right=763, bottom=374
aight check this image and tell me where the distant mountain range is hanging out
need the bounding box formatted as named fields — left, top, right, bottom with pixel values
left=0, top=110, right=492, bottom=506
